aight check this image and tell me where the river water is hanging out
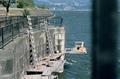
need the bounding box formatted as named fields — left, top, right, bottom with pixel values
left=53, top=11, right=91, bottom=79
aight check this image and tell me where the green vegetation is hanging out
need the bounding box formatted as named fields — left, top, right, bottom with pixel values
left=17, top=0, right=24, bottom=8
left=17, top=0, right=35, bottom=8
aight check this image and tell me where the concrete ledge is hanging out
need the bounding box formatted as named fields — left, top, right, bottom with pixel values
left=0, top=8, right=53, bottom=16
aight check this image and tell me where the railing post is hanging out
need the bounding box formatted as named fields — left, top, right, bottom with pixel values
left=12, top=22, right=14, bottom=40
left=22, top=17, right=25, bottom=31
left=1, top=28, right=4, bottom=49
left=17, top=16, right=20, bottom=36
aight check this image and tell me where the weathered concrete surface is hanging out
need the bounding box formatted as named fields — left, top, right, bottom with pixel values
left=0, top=31, right=42, bottom=79
left=0, top=25, right=65, bottom=79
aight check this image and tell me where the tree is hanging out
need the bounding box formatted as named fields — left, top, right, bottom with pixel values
left=17, top=0, right=24, bottom=8
left=0, top=0, right=11, bottom=16
left=17, top=0, right=34, bottom=8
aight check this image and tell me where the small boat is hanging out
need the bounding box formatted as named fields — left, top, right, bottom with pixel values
left=73, top=41, right=87, bottom=54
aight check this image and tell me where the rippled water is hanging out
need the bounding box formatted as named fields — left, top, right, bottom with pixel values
left=53, top=11, right=91, bottom=79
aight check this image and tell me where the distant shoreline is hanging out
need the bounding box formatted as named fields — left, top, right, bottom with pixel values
left=50, top=9, right=92, bottom=12
left=50, top=9, right=120, bottom=12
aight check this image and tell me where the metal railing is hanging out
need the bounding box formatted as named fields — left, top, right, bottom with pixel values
left=0, top=16, right=63, bottom=49
left=0, top=16, right=25, bottom=49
